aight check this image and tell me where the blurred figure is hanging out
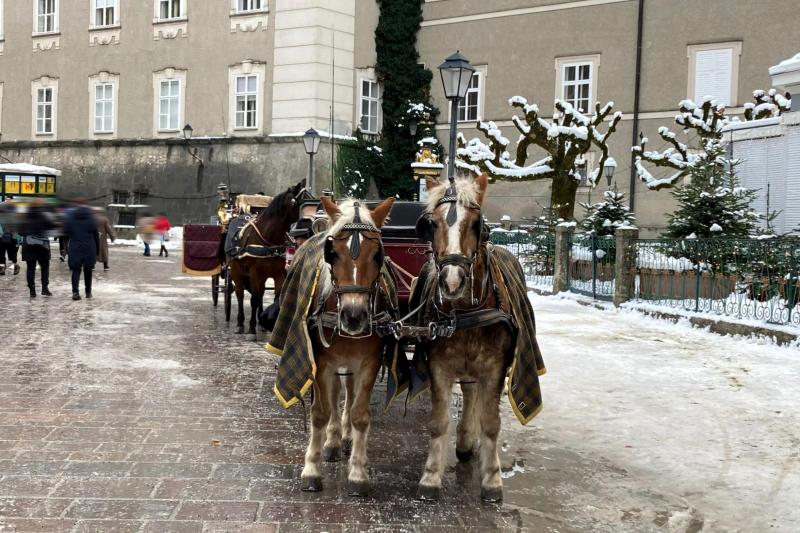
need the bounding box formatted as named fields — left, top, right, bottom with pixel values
left=154, top=213, right=171, bottom=258
left=21, top=233, right=51, bottom=297
left=0, top=222, right=21, bottom=276
left=94, top=208, right=116, bottom=271
left=64, top=200, right=99, bottom=301
left=58, top=235, right=69, bottom=262
left=137, top=213, right=155, bottom=256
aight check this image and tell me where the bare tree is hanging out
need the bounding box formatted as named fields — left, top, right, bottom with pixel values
left=457, top=97, right=622, bottom=219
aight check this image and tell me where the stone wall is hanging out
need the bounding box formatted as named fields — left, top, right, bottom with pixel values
left=0, top=136, right=337, bottom=224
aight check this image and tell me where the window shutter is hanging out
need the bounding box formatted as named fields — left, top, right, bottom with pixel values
left=694, top=48, right=732, bottom=105
left=784, top=130, right=800, bottom=233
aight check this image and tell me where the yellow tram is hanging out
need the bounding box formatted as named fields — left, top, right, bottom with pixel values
left=0, top=163, right=60, bottom=202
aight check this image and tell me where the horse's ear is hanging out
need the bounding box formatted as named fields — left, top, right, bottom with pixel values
left=369, top=197, right=395, bottom=228
left=475, top=173, right=489, bottom=206
left=320, top=196, right=340, bottom=222
left=425, top=176, right=440, bottom=194
left=293, top=180, right=306, bottom=194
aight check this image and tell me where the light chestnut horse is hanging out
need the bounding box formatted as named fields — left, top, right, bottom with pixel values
left=301, top=196, right=395, bottom=496
left=415, top=174, right=514, bottom=502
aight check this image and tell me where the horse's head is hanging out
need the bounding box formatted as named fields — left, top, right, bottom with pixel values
left=261, top=179, right=306, bottom=227
left=321, top=196, right=394, bottom=336
left=417, top=174, right=489, bottom=301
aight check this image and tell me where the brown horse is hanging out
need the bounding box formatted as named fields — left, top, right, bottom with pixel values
left=301, top=196, right=395, bottom=496
left=229, top=180, right=304, bottom=335
left=415, top=174, right=514, bottom=502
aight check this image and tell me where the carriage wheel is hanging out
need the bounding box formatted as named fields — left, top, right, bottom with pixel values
left=224, top=269, right=233, bottom=322
left=211, top=274, right=220, bottom=307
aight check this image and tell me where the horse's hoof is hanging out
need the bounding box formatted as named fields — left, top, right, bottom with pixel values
left=417, top=484, right=441, bottom=501
left=246, top=334, right=257, bottom=341
left=480, top=486, right=503, bottom=503
left=301, top=476, right=323, bottom=492
left=235, top=326, right=244, bottom=334
left=456, top=448, right=474, bottom=462
left=342, top=439, right=352, bottom=456
left=348, top=480, right=370, bottom=497
left=323, top=446, right=342, bottom=462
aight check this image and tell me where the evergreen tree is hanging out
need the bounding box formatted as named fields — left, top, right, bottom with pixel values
left=334, top=130, right=383, bottom=199
left=375, top=0, right=439, bottom=199
left=579, top=190, right=636, bottom=237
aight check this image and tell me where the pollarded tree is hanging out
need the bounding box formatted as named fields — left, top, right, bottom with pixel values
left=632, top=90, right=790, bottom=238
left=456, top=97, right=622, bottom=220
left=579, top=190, right=636, bottom=237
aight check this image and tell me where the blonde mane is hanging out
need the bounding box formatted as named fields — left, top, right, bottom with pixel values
left=327, top=198, right=376, bottom=236
left=426, top=177, right=479, bottom=213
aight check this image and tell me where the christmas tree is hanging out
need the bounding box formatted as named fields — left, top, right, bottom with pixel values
left=579, top=190, right=636, bottom=237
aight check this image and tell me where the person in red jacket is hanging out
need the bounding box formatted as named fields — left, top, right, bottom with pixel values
left=153, top=213, right=171, bottom=257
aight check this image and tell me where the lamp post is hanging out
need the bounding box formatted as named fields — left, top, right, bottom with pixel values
left=438, top=51, right=474, bottom=183
left=0, top=133, right=13, bottom=164
left=182, top=124, right=204, bottom=168
left=603, top=157, right=617, bottom=187
left=303, top=128, right=321, bottom=194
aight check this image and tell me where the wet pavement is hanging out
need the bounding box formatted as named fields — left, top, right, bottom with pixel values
left=1, top=246, right=798, bottom=532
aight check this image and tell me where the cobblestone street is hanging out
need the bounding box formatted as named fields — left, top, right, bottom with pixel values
left=1, top=246, right=799, bottom=532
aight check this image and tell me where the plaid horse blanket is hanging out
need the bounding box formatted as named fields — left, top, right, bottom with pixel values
left=266, top=233, right=408, bottom=409
left=409, top=244, right=546, bottom=424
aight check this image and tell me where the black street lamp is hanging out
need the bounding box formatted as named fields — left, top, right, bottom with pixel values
left=182, top=123, right=204, bottom=168
left=604, top=157, right=617, bottom=187
left=438, top=51, right=474, bottom=183
left=409, top=119, right=418, bottom=137
left=303, top=128, right=321, bottom=193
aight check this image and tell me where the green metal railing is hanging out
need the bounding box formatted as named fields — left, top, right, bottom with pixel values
left=635, top=237, right=800, bottom=327
left=568, top=233, right=616, bottom=301
left=490, top=230, right=555, bottom=290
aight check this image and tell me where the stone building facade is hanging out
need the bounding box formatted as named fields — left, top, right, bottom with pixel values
left=0, top=0, right=797, bottom=230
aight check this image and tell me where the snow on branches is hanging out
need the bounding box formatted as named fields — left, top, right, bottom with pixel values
left=633, top=90, right=791, bottom=191
left=457, top=97, right=622, bottom=187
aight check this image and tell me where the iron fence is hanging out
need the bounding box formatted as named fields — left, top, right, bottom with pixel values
left=489, top=230, right=555, bottom=290
left=568, top=233, right=616, bottom=301
left=635, top=237, right=800, bottom=327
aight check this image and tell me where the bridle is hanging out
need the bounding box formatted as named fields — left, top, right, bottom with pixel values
left=319, top=202, right=386, bottom=344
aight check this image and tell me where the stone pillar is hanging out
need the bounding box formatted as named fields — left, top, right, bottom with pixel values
left=553, top=225, right=573, bottom=293
left=613, top=226, right=639, bottom=306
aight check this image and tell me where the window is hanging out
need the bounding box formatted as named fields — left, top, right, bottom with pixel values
left=360, top=80, right=380, bottom=133
left=159, top=0, right=182, bottom=20
left=159, top=80, right=180, bottom=131
left=237, top=0, right=262, bottom=12
left=94, top=0, right=117, bottom=27
left=36, top=88, right=53, bottom=134
left=457, top=72, right=481, bottom=122
left=94, top=84, right=114, bottom=133
left=112, top=190, right=129, bottom=205
left=688, top=43, right=742, bottom=106
left=132, top=190, right=149, bottom=205
left=235, top=75, right=258, bottom=129
left=36, top=0, right=57, bottom=33
left=562, top=62, right=592, bottom=113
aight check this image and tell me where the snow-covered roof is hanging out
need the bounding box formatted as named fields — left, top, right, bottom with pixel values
left=0, top=163, right=62, bottom=176
left=769, top=52, right=800, bottom=76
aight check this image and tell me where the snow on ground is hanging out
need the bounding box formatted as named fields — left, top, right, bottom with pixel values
left=527, top=292, right=800, bottom=532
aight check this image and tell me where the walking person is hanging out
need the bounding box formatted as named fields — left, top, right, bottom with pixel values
left=21, top=233, right=51, bottom=297
left=0, top=223, right=21, bottom=276
left=154, top=213, right=171, bottom=258
left=64, top=200, right=100, bottom=301
left=95, top=208, right=116, bottom=271
left=137, top=214, right=155, bottom=257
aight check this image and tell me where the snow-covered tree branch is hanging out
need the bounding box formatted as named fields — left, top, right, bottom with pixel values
left=456, top=96, right=622, bottom=219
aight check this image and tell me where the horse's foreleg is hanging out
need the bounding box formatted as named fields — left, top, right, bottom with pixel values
left=248, top=290, right=260, bottom=335
left=456, top=381, right=480, bottom=462
left=477, top=368, right=505, bottom=503
left=341, top=373, right=355, bottom=455
left=323, top=374, right=343, bottom=462
left=347, top=357, right=380, bottom=497
left=418, top=368, right=453, bottom=501
left=301, top=370, right=332, bottom=492
left=235, top=283, right=245, bottom=335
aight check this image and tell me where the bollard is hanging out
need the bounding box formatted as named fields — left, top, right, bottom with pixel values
left=553, top=225, right=573, bottom=293
left=613, top=226, right=639, bottom=306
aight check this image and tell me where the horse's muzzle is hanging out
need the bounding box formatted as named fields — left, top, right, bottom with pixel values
left=439, top=264, right=468, bottom=300
left=339, top=294, right=371, bottom=335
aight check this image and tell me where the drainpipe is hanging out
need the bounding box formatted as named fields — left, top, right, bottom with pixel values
left=629, top=0, right=645, bottom=212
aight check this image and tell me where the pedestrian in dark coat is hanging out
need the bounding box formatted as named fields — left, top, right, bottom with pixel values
left=95, top=209, right=115, bottom=270
left=21, top=234, right=51, bottom=297
left=64, top=202, right=100, bottom=300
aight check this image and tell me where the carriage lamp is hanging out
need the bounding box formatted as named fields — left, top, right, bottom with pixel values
left=181, top=124, right=204, bottom=168
left=438, top=51, right=474, bottom=183
left=603, top=157, right=617, bottom=187
left=409, top=119, right=418, bottom=137
left=303, top=128, right=321, bottom=194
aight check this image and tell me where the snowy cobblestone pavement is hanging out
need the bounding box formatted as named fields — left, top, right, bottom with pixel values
left=1, top=247, right=799, bottom=532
